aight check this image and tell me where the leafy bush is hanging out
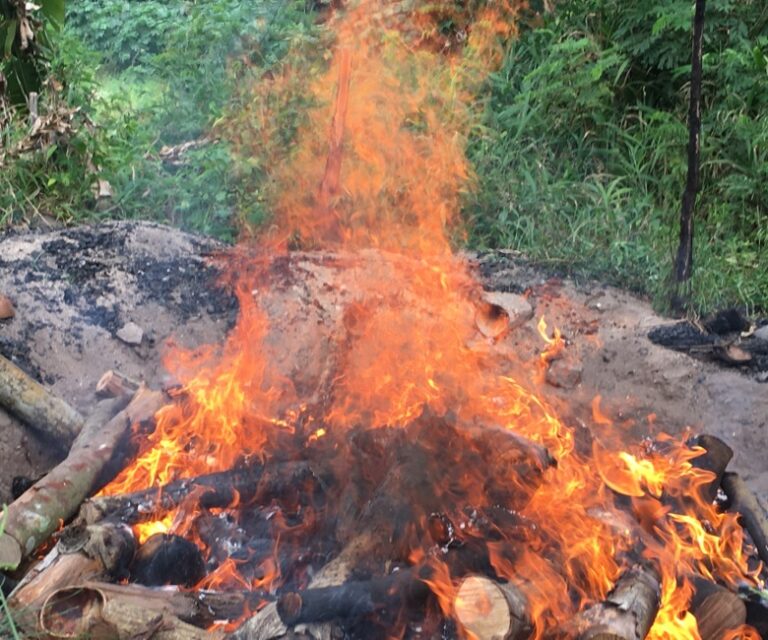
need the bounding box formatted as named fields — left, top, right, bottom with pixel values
left=1, top=0, right=320, bottom=236
left=467, top=0, right=768, bottom=312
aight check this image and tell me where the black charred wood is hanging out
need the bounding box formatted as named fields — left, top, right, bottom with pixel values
left=131, top=533, right=206, bottom=587
left=276, top=567, right=432, bottom=626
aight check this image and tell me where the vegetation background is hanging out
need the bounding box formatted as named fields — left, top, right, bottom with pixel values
left=1, top=0, right=766, bottom=312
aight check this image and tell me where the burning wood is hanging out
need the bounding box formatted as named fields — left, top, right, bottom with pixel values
left=453, top=575, right=531, bottom=640
left=77, top=461, right=318, bottom=527
left=690, top=577, right=747, bottom=640
left=577, top=566, right=661, bottom=640
left=2, top=2, right=766, bottom=638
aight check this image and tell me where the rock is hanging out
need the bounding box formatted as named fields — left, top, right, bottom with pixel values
left=116, top=322, right=144, bottom=346
left=0, top=295, right=15, bottom=320
left=476, top=291, right=533, bottom=338
left=545, top=359, right=583, bottom=389
left=753, top=325, right=768, bottom=342
left=585, top=291, right=617, bottom=313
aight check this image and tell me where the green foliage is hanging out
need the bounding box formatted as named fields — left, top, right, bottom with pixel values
left=1, top=0, right=64, bottom=106
left=1, top=0, right=319, bottom=237
left=467, top=0, right=768, bottom=312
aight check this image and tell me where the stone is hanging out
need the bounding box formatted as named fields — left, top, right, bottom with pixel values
left=0, top=294, right=15, bottom=320
left=545, top=359, right=583, bottom=389
left=753, top=324, right=768, bottom=342
left=116, top=322, right=144, bottom=346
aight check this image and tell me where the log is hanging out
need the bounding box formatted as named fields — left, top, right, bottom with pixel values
left=721, top=472, right=768, bottom=566
left=690, top=578, right=746, bottom=640
left=276, top=567, right=431, bottom=626
left=36, top=581, right=272, bottom=629
left=0, top=352, right=84, bottom=446
left=453, top=575, right=531, bottom=640
left=8, top=522, right=136, bottom=630
left=79, top=461, right=316, bottom=525
left=39, top=583, right=224, bottom=639
left=0, top=387, right=165, bottom=571
left=690, top=434, right=733, bottom=502
left=577, top=565, right=661, bottom=640
left=96, top=369, right=140, bottom=398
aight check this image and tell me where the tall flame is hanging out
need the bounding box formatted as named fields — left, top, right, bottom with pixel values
left=102, top=1, right=763, bottom=637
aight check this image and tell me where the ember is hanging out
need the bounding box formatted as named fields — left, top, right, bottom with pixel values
left=2, top=1, right=766, bottom=639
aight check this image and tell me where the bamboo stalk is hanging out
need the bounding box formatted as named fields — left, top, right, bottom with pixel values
left=0, top=388, right=165, bottom=571
left=0, top=353, right=84, bottom=446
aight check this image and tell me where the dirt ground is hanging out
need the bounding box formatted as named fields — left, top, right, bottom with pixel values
left=0, top=222, right=765, bottom=507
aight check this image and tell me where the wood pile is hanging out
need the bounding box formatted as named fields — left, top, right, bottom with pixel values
left=0, top=354, right=766, bottom=640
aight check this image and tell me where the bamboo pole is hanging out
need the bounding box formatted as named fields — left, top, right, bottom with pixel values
left=0, top=353, right=84, bottom=446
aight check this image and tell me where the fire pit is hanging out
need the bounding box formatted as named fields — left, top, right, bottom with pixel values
left=1, top=0, right=767, bottom=638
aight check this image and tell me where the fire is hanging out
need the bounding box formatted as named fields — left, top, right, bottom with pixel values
left=97, top=1, right=763, bottom=637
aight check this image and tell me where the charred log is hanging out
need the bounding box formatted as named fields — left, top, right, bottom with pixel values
left=689, top=434, right=733, bottom=502
left=276, top=567, right=431, bottom=626
left=78, top=461, right=318, bottom=525
left=131, top=533, right=206, bottom=587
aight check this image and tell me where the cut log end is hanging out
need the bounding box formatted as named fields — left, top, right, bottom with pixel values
left=454, top=575, right=530, bottom=640
left=96, top=370, right=140, bottom=398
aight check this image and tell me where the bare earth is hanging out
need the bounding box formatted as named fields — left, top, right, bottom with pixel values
left=0, top=222, right=765, bottom=507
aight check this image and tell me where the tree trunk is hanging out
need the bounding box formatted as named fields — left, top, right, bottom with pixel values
left=672, top=0, right=706, bottom=311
